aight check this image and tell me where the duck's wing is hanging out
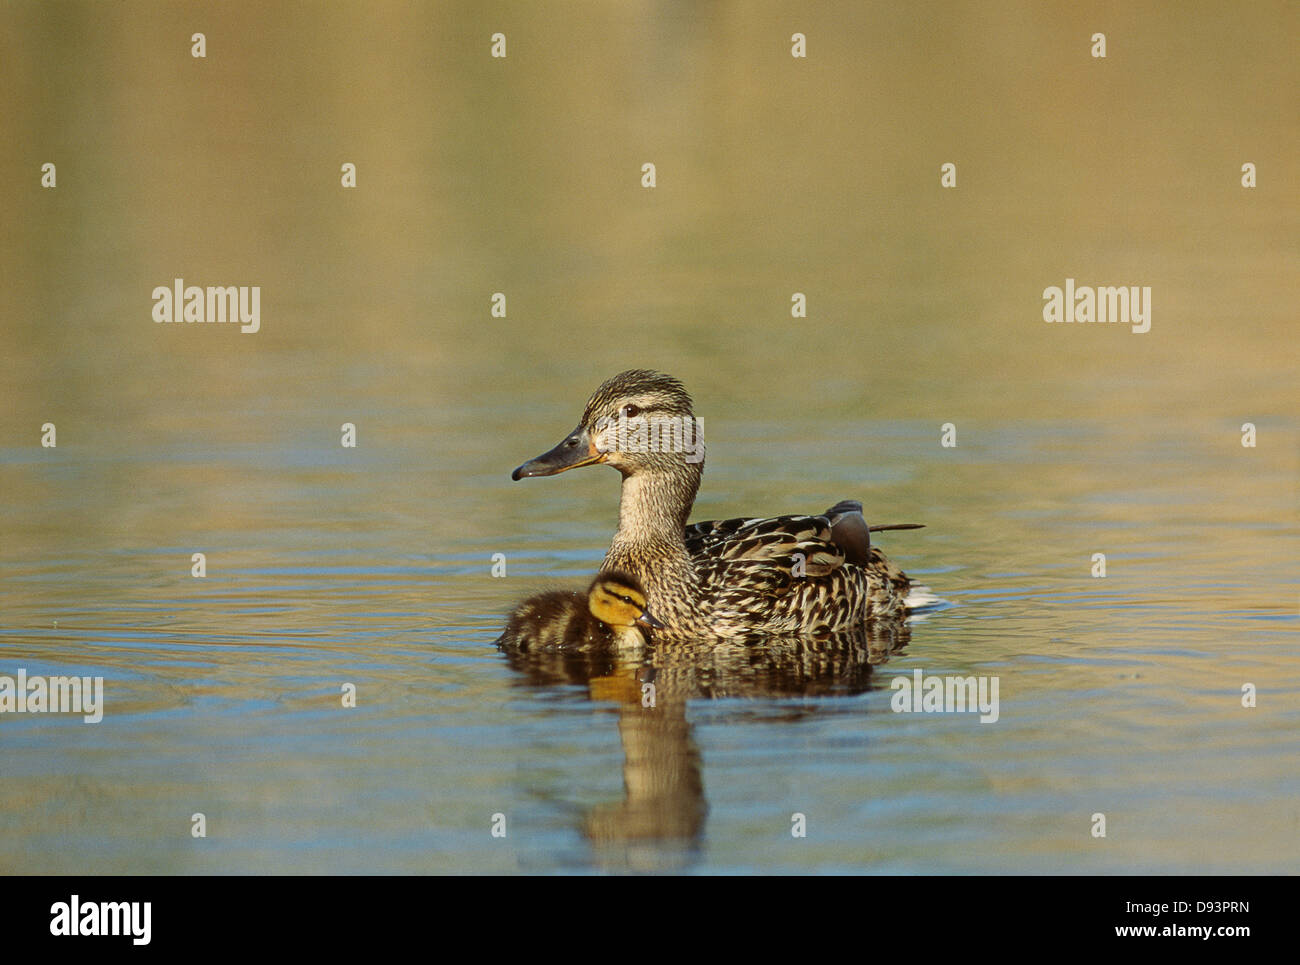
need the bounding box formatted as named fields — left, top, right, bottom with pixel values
left=685, top=513, right=848, bottom=632
left=687, top=514, right=846, bottom=574
left=687, top=501, right=916, bottom=565
left=685, top=514, right=763, bottom=551
left=685, top=504, right=915, bottom=632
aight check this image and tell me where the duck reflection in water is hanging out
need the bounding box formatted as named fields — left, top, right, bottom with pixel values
left=499, top=610, right=911, bottom=868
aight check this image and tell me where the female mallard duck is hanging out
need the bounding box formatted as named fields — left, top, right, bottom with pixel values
left=499, top=570, right=664, bottom=652
left=511, top=370, right=923, bottom=639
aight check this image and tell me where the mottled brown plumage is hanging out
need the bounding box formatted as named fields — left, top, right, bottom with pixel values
left=512, top=370, right=924, bottom=640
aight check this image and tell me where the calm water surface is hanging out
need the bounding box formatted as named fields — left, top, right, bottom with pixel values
left=1, top=1, right=1296, bottom=874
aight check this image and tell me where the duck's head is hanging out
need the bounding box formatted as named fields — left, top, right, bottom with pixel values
left=511, top=369, right=704, bottom=480
left=587, top=570, right=665, bottom=631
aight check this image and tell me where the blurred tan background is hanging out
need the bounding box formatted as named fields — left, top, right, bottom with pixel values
left=2, top=0, right=1295, bottom=436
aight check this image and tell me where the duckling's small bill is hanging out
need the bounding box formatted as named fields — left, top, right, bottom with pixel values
left=636, top=608, right=665, bottom=630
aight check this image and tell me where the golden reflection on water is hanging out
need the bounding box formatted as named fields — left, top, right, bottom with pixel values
left=1, top=1, right=1296, bottom=873
left=506, top=621, right=911, bottom=864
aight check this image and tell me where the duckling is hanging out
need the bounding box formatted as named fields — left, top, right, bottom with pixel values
left=498, top=570, right=664, bottom=652
left=511, top=370, right=925, bottom=638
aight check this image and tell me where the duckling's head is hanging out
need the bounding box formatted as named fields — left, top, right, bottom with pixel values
left=511, top=370, right=705, bottom=481
left=587, top=569, right=664, bottom=631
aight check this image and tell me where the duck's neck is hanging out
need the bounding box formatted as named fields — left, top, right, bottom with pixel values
left=604, top=466, right=705, bottom=629
left=615, top=468, right=699, bottom=540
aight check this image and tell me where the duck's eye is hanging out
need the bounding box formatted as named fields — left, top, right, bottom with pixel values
left=621, top=404, right=641, bottom=418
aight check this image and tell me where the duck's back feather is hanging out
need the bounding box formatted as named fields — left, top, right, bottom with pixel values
left=682, top=501, right=912, bottom=634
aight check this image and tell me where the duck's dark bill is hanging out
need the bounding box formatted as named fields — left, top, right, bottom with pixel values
left=511, top=425, right=606, bottom=480
left=636, top=609, right=665, bottom=630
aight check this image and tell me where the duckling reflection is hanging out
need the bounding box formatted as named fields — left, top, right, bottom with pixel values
left=498, top=570, right=663, bottom=653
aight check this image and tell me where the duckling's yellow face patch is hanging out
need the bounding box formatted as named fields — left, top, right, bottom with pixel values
left=588, top=580, right=648, bottom=628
